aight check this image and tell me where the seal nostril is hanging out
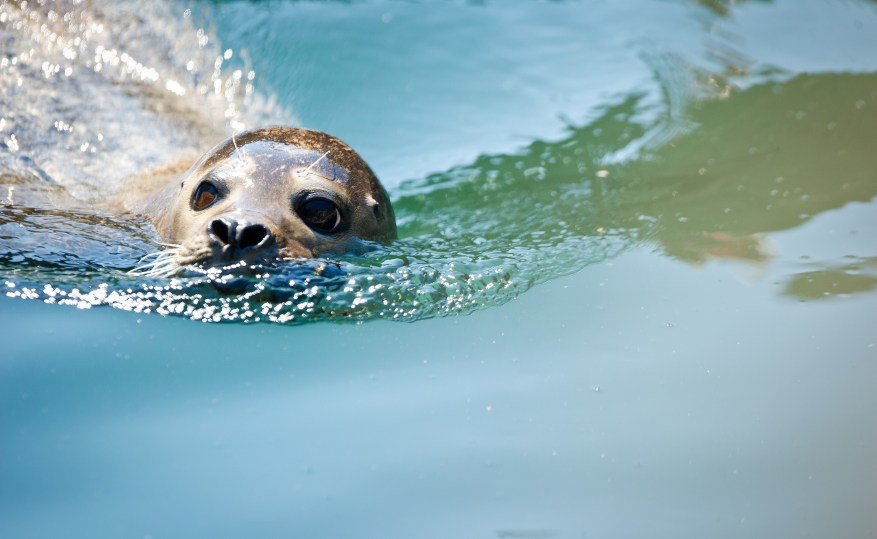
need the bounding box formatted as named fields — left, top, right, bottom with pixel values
left=209, top=219, right=233, bottom=245
left=238, top=224, right=270, bottom=249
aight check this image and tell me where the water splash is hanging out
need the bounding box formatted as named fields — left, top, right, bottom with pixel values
left=0, top=95, right=645, bottom=323
left=5, top=1, right=875, bottom=323
left=0, top=0, right=285, bottom=203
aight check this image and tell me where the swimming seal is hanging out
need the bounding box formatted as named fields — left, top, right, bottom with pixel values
left=136, top=126, right=396, bottom=272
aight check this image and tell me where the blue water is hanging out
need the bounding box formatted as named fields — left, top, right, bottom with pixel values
left=2, top=0, right=877, bottom=537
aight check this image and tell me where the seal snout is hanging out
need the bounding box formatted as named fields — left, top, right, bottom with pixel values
left=208, top=217, right=275, bottom=262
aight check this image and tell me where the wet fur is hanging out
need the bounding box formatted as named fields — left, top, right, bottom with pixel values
left=128, top=126, right=396, bottom=275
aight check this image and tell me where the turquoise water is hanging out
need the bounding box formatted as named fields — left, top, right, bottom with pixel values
left=2, top=0, right=877, bottom=537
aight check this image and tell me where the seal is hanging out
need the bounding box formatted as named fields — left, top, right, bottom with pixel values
left=132, top=126, right=396, bottom=274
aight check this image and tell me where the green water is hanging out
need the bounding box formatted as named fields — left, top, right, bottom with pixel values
left=2, top=0, right=877, bottom=537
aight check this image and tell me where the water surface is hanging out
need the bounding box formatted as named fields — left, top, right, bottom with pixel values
left=1, top=0, right=876, bottom=537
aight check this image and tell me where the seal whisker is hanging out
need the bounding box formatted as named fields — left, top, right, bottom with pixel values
left=303, top=150, right=330, bottom=175
left=132, top=250, right=174, bottom=267
left=128, top=244, right=193, bottom=277
left=129, top=257, right=177, bottom=277
left=136, top=251, right=166, bottom=260
left=230, top=129, right=251, bottom=163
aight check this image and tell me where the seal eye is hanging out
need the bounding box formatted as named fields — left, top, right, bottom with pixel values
left=192, top=181, right=219, bottom=211
left=298, top=197, right=342, bottom=234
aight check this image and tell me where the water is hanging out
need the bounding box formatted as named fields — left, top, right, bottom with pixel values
left=2, top=0, right=877, bottom=537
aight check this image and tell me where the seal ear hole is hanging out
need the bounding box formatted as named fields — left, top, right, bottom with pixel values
left=192, top=181, right=220, bottom=211
left=296, top=197, right=343, bottom=235
left=372, top=204, right=384, bottom=222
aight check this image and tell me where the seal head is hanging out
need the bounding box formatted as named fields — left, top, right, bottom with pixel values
left=143, top=127, right=395, bottom=270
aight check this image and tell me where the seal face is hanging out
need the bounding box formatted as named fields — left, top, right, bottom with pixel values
left=143, top=126, right=396, bottom=270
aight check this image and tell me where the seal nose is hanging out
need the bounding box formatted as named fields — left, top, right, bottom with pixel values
left=208, top=217, right=274, bottom=260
